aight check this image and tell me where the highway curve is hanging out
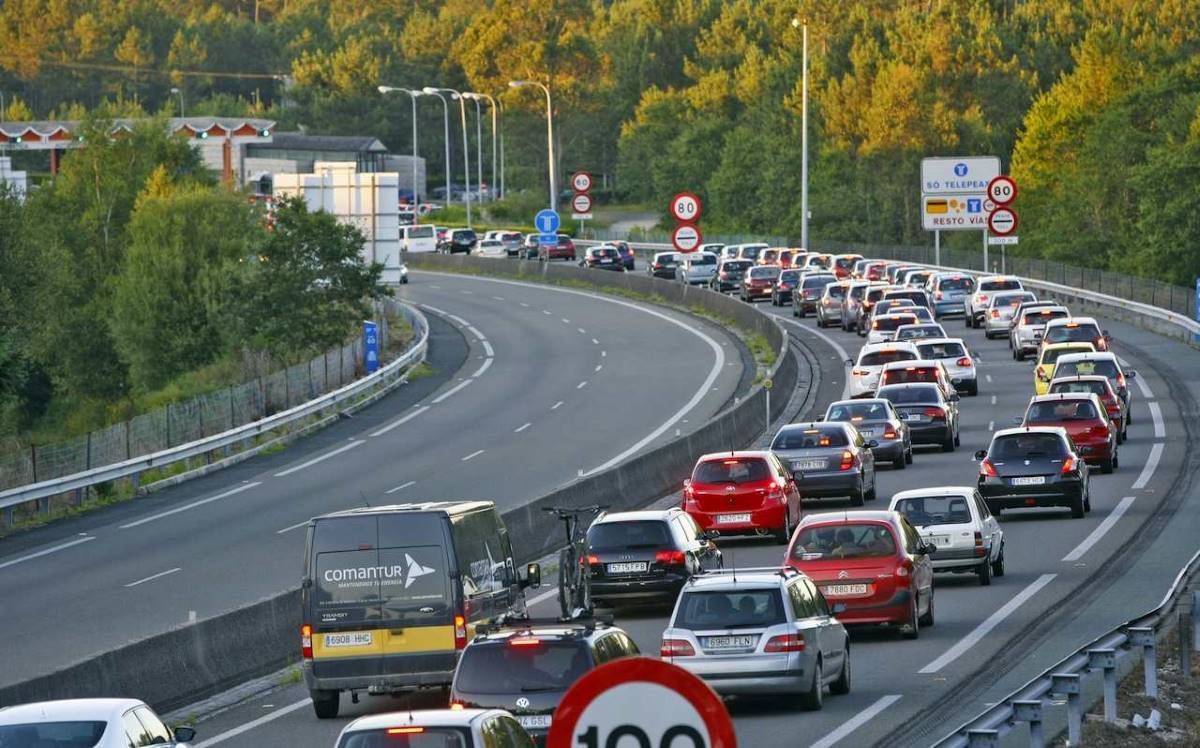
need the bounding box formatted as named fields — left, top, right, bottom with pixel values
left=0, top=271, right=746, bottom=688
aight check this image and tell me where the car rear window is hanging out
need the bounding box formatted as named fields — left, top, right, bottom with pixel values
left=587, top=521, right=671, bottom=551
left=692, top=254, right=716, bottom=265
left=723, top=260, right=751, bottom=271
left=906, top=272, right=932, bottom=285
left=0, top=722, right=108, bottom=747
left=1027, top=400, right=1099, bottom=422
left=848, top=285, right=869, bottom=300
left=1056, top=360, right=1119, bottom=379
left=406, top=226, right=434, bottom=238
left=772, top=426, right=849, bottom=450
left=1041, top=346, right=1093, bottom=364
left=993, top=293, right=1035, bottom=307
left=740, top=246, right=765, bottom=259
left=779, top=270, right=800, bottom=283
left=896, top=325, right=943, bottom=340
left=859, top=349, right=918, bottom=366
left=981, top=279, right=1021, bottom=291
left=878, top=384, right=941, bottom=404
left=937, top=276, right=973, bottom=291
left=826, top=284, right=848, bottom=299
left=1050, top=380, right=1107, bottom=397
left=882, top=366, right=938, bottom=385
left=873, top=315, right=918, bottom=331
left=894, top=496, right=973, bottom=526
left=885, top=291, right=926, bottom=304
left=1046, top=325, right=1101, bottom=343
left=917, top=341, right=967, bottom=359
left=835, top=257, right=857, bottom=269
left=453, top=230, right=476, bottom=240
left=454, top=640, right=590, bottom=694
left=803, top=275, right=835, bottom=288
left=825, top=401, right=891, bottom=422
left=865, top=288, right=888, bottom=303
left=1023, top=309, right=1069, bottom=325
left=693, top=458, right=771, bottom=484
left=990, top=433, right=1068, bottom=459
left=749, top=267, right=779, bottom=279
left=791, top=523, right=897, bottom=560
left=674, top=589, right=786, bottom=629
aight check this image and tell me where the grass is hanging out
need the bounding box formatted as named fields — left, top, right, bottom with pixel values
left=747, top=334, right=778, bottom=367
left=278, top=666, right=303, bottom=686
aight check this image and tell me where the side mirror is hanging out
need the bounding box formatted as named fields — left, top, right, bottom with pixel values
left=919, top=543, right=937, bottom=556
left=815, top=414, right=825, bottom=421
left=866, top=440, right=879, bottom=449
left=173, top=726, right=197, bottom=743
left=701, top=530, right=720, bottom=541
left=845, top=359, right=855, bottom=366
left=524, top=563, right=542, bottom=590
left=973, top=449, right=987, bottom=461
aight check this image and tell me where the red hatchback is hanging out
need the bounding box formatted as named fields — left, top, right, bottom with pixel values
left=1048, top=375, right=1127, bottom=443
left=1021, top=392, right=1118, bottom=473
left=683, top=451, right=802, bottom=543
left=784, top=511, right=934, bottom=639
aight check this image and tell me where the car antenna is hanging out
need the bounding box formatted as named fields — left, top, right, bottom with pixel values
left=730, top=552, right=737, bottom=583
left=360, top=490, right=372, bottom=509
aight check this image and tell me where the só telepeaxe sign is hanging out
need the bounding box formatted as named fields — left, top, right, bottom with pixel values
left=920, top=156, right=999, bottom=232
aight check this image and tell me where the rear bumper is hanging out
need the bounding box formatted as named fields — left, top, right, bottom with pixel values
left=590, top=576, right=686, bottom=602
left=908, top=423, right=952, bottom=444
left=742, top=287, right=772, bottom=299
left=979, top=481, right=1083, bottom=509
left=687, top=503, right=786, bottom=535
left=823, top=589, right=912, bottom=626
left=303, top=658, right=456, bottom=693
left=930, top=547, right=990, bottom=571
left=934, top=301, right=966, bottom=317
left=792, top=471, right=862, bottom=498
left=867, top=440, right=905, bottom=461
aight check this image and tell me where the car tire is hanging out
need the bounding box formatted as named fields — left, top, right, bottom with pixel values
left=830, top=648, right=851, bottom=695
left=992, top=545, right=1006, bottom=577
left=977, top=557, right=992, bottom=586
left=865, top=480, right=877, bottom=502
left=902, top=598, right=920, bottom=640
left=777, top=508, right=794, bottom=544
left=942, top=433, right=955, bottom=452
left=918, top=590, right=935, bottom=626
left=800, top=660, right=824, bottom=711
left=893, top=453, right=906, bottom=470
left=311, top=690, right=340, bottom=719
left=401, top=276, right=408, bottom=284
left=1071, top=493, right=1086, bottom=518
left=850, top=482, right=866, bottom=507
left=792, top=305, right=799, bottom=318
left=954, top=430, right=961, bottom=447
left=1085, top=491, right=1092, bottom=512
left=1101, top=455, right=1115, bottom=474
left=906, top=447, right=914, bottom=465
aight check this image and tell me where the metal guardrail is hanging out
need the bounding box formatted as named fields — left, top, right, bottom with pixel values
left=934, top=547, right=1200, bottom=747
left=0, top=303, right=429, bottom=515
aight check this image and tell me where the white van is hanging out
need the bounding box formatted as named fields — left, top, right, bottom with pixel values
left=401, top=224, right=437, bottom=254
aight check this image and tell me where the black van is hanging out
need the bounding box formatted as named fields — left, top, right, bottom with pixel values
left=300, top=501, right=539, bottom=718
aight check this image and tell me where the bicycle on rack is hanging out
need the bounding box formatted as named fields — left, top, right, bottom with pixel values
left=543, top=504, right=608, bottom=619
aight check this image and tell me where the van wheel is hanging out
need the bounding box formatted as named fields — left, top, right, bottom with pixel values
left=311, top=690, right=340, bottom=719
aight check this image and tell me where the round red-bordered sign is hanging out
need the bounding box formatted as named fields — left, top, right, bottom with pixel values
left=572, top=172, right=593, bottom=193
left=987, top=175, right=1018, bottom=206
left=547, top=657, right=736, bottom=748
left=670, top=192, right=703, bottom=223
left=988, top=206, right=1018, bottom=236
left=572, top=193, right=593, bottom=214
left=672, top=223, right=703, bottom=252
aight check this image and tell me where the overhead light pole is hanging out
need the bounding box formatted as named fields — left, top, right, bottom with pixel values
left=424, top=86, right=472, bottom=227
left=509, top=79, right=556, bottom=212
left=465, top=92, right=498, bottom=202
left=792, top=17, right=810, bottom=251
left=377, top=85, right=424, bottom=205
left=170, top=87, right=185, bottom=118
left=422, top=88, right=452, bottom=212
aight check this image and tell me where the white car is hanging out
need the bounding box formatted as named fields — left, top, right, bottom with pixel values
left=472, top=238, right=507, bottom=258
left=1010, top=305, right=1070, bottom=360
left=0, top=699, right=195, bottom=747
left=849, top=341, right=920, bottom=398
left=334, top=709, right=533, bottom=748
left=866, top=311, right=920, bottom=345
left=912, top=337, right=978, bottom=396
left=966, top=275, right=1024, bottom=328
left=676, top=251, right=719, bottom=285
left=895, top=323, right=947, bottom=342
left=889, top=487, right=1005, bottom=585
left=982, top=290, right=1037, bottom=339
left=1052, top=351, right=1137, bottom=414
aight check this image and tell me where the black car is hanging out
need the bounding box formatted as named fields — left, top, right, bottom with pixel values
left=792, top=272, right=837, bottom=316
left=710, top=258, right=752, bottom=292
left=442, top=228, right=478, bottom=254
left=975, top=426, right=1091, bottom=518
left=875, top=382, right=960, bottom=452
left=451, top=618, right=640, bottom=741
left=648, top=251, right=680, bottom=279
left=611, top=241, right=636, bottom=271
left=580, top=246, right=625, bottom=271
left=586, top=509, right=722, bottom=608
left=771, top=269, right=802, bottom=306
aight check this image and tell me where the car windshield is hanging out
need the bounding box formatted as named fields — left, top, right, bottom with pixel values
left=674, top=589, right=786, bottom=629
left=938, top=277, right=974, bottom=292
left=1056, top=360, right=1119, bottom=379
left=693, top=458, right=771, bottom=484
left=1042, top=346, right=1093, bottom=364
left=588, top=521, right=671, bottom=551
left=879, top=384, right=941, bottom=404
left=859, top=350, right=917, bottom=366
left=338, top=729, right=470, bottom=748
left=991, top=434, right=1067, bottom=460
left=874, top=315, right=918, bottom=331
left=826, top=285, right=847, bottom=298
left=791, top=523, right=897, bottom=560
left=0, top=723, right=108, bottom=747
left=1027, top=400, right=1099, bottom=422
left=772, top=426, right=849, bottom=449
left=981, top=279, right=1021, bottom=291
left=749, top=267, right=779, bottom=279
left=454, top=640, right=590, bottom=694
left=917, top=342, right=967, bottom=359
left=1046, top=325, right=1101, bottom=343
left=826, top=401, right=892, bottom=422
left=894, top=496, right=973, bottom=526
left=691, top=254, right=716, bottom=265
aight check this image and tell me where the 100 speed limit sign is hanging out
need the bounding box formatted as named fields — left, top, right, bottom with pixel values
left=548, top=659, right=735, bottom=748
left=670, top=192, right=703, bottom=223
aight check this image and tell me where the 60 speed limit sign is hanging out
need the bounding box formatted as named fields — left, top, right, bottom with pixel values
left=548, top=658, right=735, bottom=748
left=670, top=192, right=703, bottom=223
left=572, top=172, right=593, bottom=193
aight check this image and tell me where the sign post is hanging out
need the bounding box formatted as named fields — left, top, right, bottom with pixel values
left=363, top=321, right=379, bottom=375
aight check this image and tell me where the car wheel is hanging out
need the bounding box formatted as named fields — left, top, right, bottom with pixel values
left=970, top=383, right=980, bottom=396
left=842, top=321, right=851, bottom=332
left=1113, top=450, right=1120, bottom=470
left=977, top=556, right=992, bottom=586
left=777, top=507, right=794, bottom=544
left=865, top=479, right=877, bottom=502
left=798, top=308, right=806, bottom=318
left=902, top=597, right=920, bottom=640
left=942, top=433, right=955, bottom=452
left=792, top=305, right=799, bottom=318
left=850, top=482, right=865, bottom=507
left=401, top=276, right=408, bottom=284
left=1101, top=456, right=1114, bottom=474
left=992, top=545, right=1006, bottom=577
left=954, top=430, right=961, bottom=447
left=1071, top=493, right=1086, bottom=518
left=830, top=648, right=851, bottom=695
left=800, top=660, right=824, bottom=711
left=965, top=315, right=973, bottom=328
left=1127, top=408, right=1133, bottom=425
left=311, top=690, right=340, bottom=719
left=893, top=453, right=906, bottom=470
left=918, top=590, right=935, bottom=626
left=1085, top=491, right=1092, bottom=512
left=906, top=447, right=914, bottom=465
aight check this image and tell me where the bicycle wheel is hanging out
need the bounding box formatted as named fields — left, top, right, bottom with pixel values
left=557, top=547, right=575, bottom=619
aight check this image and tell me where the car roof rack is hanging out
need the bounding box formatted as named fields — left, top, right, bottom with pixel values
left=693, top=566, right=801, bottom=579
left=474, top=610, right=614, bottom=639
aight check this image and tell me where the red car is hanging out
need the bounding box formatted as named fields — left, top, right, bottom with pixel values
left=863, top=261, right=888, bottom=282
left=784, top=511, right=934, bottom=638
left=538, top=234, right=576, bottom=262
left=1021, top=392, right=1118, bottom=473
left=1048, top=375, right=1127, bottom=443
left=739, top=266, right=780, bottom=303
left=682, top=451, right=802, bottom=542
left=831, top=254, right=864, bottom=279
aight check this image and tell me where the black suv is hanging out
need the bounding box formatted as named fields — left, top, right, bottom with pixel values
left=442, top=228, right=478, bottom=254
left=451, top=618, right=640, bottom=742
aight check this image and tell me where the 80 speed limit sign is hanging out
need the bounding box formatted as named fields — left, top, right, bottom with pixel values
left=670, top=192, right=703, bottom=223
left=548, top=658, right=735, bottom=748
left=987, top=175, right=1017, bottom=206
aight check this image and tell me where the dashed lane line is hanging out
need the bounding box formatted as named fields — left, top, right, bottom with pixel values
left=0, top=536, right=96, bottom=571
left=461, top=449, right=485, bottom=462
left=1148, top=401, right=1165, bottom=439
left=551, top=401, right=564, bottom=410
left=191, top=698, right=311, bottom=748
left=577, top=381, right=588, bottom=389
left=514, top=423, right=532, bottom=433
left=809, top=695, right=903, bottom=748
left=370, top=405, right=430, bottom=437
left=1132, top=443, right=1164, bottom=491
left=431, top=380, right=472, bottom=404
left=1063, top=496, right=1137, bottom=562
left=274, top=442, right=363, bottom=478
left=125, top=567, right=181, bottom=588
left=121, top=482, right=263, bottom=528
left=385, top=480, right=417, bottom=495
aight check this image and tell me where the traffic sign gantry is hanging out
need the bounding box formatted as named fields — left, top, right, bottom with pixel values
left=535, top=209, right=561, bottom=234
left=987, top=175, right=1018, bottom=206
left=572, top=172, right=593, bottom=193
left=670, top=192, right=703, bottom=223
left=672, top=224, right=703, bottom=253
left=572, top=193, right=593, bottom=214
left=988, top=206, right=1018, bottom=236
left=547, top=658, right=735, bottom=748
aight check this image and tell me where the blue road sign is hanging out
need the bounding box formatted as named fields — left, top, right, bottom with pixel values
left=535, top=209, right=560, bottom=234
left=954, top=162, right=968, bottom=177
left=363, top=321, right=380, bottom=374
left=538, top=233, right=559, bottom=246
left=967, top=198, right=982, bottom=213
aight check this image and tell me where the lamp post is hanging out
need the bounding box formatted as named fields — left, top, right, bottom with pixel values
left=508, top=79, right=556, bottom=212
left=170, top=87, right=185, bottom=118
left=791, top=18, right=809, bottom=251
left=497, top=97, right=506, bottom=200
left=467, top=95, right=483, bottom=201
left=465, top=92, right=498, bottom=202
left=424, top=87, right=472, bottom=227
left=422, top=88, right=452, bottom=212
left=378, top=85, right=424, bottom=205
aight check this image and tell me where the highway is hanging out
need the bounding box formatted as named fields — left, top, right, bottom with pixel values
left=0, top=272, right=747, bottom=686
left=175, top=264, right=1194, bottom=748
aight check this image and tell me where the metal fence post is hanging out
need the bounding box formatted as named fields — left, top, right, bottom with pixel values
left=285, top=369, right=291, bottom=409
left=165, top=404, right=172, bottom=448
left=1012, top=700, right=1044, bottom=748
left=1088, top=648, right=1118, bottom=722
left=124, top=420, right=131, bottom=461
left=228, top=386, right=235, bottom=430
left=1182, top=609, right=1193, bottom=681
left=1052, top=673, right=1082, bottom=746
left=1129, top=627, right=1157, bottom=700
left=30, top=444, right=37, bottom=483
left=1191, top=591, right=1200, bottom=650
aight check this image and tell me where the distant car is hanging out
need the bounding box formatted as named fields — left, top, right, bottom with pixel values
left=676, top=251, right=719, bottom=285
left=875, top=382, right=960, bottom=452
left=711, top=258, right=753, bottom=292
left=1034, top=342, right=1098, bottom=395
left=876, top=360, right=958, bottom=400
left=866, top=312, right=920, bottom=345
left=913, top=337, right=978, bottom=396
left=770, top=421, right=877, bottom=506
left=900, top=269, right=933, bottom=288
left=759, top=248, right=782, bottom=266
left=683, top=450, right=803, bottom=542
left=882, top=288, right=932, bottom=310
left=831, top=254, right=864, bottom=279
left=800, top=253, right=833, bottom=272
left=472, top=238, right=507, bottom=258
left=791, top=272, right=837, bottom=315
left=823, top=398, right=912, bottom=469
left=888, top=487, right=1005, bottom=586
left=740, top=265, right=781, bottom=303
left=815, top=281, right=850, bottom=327
left=772, top=269, right=802, bottom=306
left=966, top=276, right=1024, bottom=328
left=856, top=285, right=896, bottom=335
left=982, top=291, right=1038, bottom=339
left=894, top=323, right=947, bottom=342
left=849, top=342, right=920, bottom=398
left=1049, top=352, right=1136, bottom=415
left=1010, top=305, right=1071, bottom=360
left=335, top=709, right=534, bottom=748
left=586, top=508, right=722, bottom=608
left=975, top=427, right=1091, bottom=517
left=927, top=273, right=976, bottom=319
left=661, top=567, right=850, bottom=709
left=886, top=265, right=922, bottom=285
left=1021, top=392, right=1118, bottom=473
left=1049, top=375, right=1128, bottom=443
left=733, top=243, right=769, bottom=263
left=1041, top=316, right=1110, bottom=352
left=442, top=228, right=478, bottom=254
left=863, top=261, right=889, bottom=282
left=580, top=245, right=624, bottom=271
left=0, top=698, right=196, bottom=748
left=841, top=281, right=881, bottom=332
left=539, top=234, right=576, bottom=262
left=785, top=511, right=935, bottom=639
left=611, top=240, right=636, bottom=270
left=649, top=251, right=681, bottom=279
left=520, top=233, right=540, bottom=259
left=494, top=230, right=524, bottom=257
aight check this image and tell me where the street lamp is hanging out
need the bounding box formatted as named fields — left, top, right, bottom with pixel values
left=170, top=87, right=185, bottom=118
left=378, top=85, right=424, bottom=205
left=424, top=86, right=472, bottom=227
left=508, top=79, right=556, bottom=212
left=466, top=93, right=500, bottom=202
left=791, top=18, right=809, bottom=251
left=462, top=94, right=483, bottom=201
left=421, top=88, right=453, bottom=214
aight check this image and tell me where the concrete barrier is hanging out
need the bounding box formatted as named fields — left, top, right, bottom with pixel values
left=0, top=255, right=796, bottom=713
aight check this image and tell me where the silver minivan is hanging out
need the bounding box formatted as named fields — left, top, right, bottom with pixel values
left=660, top=567, right=850, bottom=710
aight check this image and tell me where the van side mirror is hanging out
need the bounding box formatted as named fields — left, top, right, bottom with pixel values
left=524, top=563, right=542, bottom=590
left=173, top=726, right=196, bottom=743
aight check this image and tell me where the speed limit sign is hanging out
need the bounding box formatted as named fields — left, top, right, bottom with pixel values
left=670, top=192, right=703, bottom=223
left=548, top=658, right=735, bottom=748
left=572, top=172, right=593, bottom=193
left=987, top=175, right=1018, bottom=206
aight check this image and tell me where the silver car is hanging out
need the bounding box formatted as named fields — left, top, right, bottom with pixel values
left=982, top=291, right=1037, bottom=338
left=661, top=568, right=850, bottom=709
left=823, top=398, right=912, bottom=469
left=1010, top=304, right=1070, bottom=360
left=676, top=251, right=719, bottom=285
left=914, top=337, right=978, bottom=396
left=770, top=421, right=877, bottom=505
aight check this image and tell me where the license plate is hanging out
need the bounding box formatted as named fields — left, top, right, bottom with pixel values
left=1011, top=476, right=1046, bottom=485
left=791, top=459, right=825, bottom=471
left=517, top=715, right=552, bottom=729
left=324, top=632, right=372, bottom=648
left=904, top=413, right=923, bottom=422
left=704, top=635, right=756, bottom=649
left=823, top=584, right=868, bottom=597
left=858, top=428, right=877, bottom=437
left=607, top=562, right=648, bottom=574
left=928, top=535, right=953, bottom=547
left=600, top=258, right=612, bottom=264
left=717, top=513, right=751, bottom=524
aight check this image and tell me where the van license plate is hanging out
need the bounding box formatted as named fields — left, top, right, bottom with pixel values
left=324, top=632, right=372, bottom=648
left=1011, top=476, right=1046, bottom=485
left=823, top=584, right=868, bottom=597
left=717, top=513, right=751, bottom=524
left=607, top=562, right=648, bottom=574
left=517, top=715, right=552, bottom=729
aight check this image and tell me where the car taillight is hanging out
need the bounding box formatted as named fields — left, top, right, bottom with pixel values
left=301, top=624, right=313, bottom=659
left=767, top=479, right=785, bottom=499
left=509, top=637, right=542, bottom=647
left=895, top=561, right=912, bottom=579
left=976, top=294, right=988, bottom=305
left=388, top=727, right=426, bottom=735
left=584, top=554, right=601, bottom=566
left=683, top=481, right=696, bottom=503
left=974, top=531, right=986, bottom=557
left=852, top=368, right=868, bottom=376
left=839, top=450, right=855, bottom=471
left=1116, top=374, right=1126, bottom=389
left=1090, top=424, right=1110, bottom=439
left=981, top=459, right=999, bottom=477
left=924, top=407, right=946, bottom=421
left=1096, top=338, right=1107, bottom=351
left=454, top=614, right=467, bottom=650
left=661, top=639, right=696, bottom=657
left=764, top=633, right=807, bottom=653
left=1037, top=369, right=1050, bottom=382
left=1061, top=456, right=1076, bottom=474
left=956, top=357, right=972, bottom=367
left=883, top=427, right=898, bottom=439
left=935, top=291, right=943, bottom=300
left=655, top=550, right=687, bottom=566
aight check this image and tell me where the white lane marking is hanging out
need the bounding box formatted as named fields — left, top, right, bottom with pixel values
left=459, top=289, right=473, bottom=295
left=601, top=350, right=607, bottom=357
left=577, top=381, right=588, bottom=389
left=1063, top=496, right=1136, bottom=562
left=986, top=374, right=993, bottom=383
left=492, top=296, right=505, bottom=301
left=274, top=442, right=363, bottom=478
left=542, top=310, right=552, bottom=315
left=988, top=420, right=994, bottom=432
left=465, top=326, right=486, bottom=341
left=519, top=302, right=530, bottom=308
left=481, top=339, right=494, bottom=357
left=421, top=304, right=447, bottom=315
left=919, top=573, right=1057, bottom=674
left=120, top=482, right=262, bottom=529
left=0, top=536, right=96, bottom=571
left=809, top=694, right=903, bottom=748
left=276, top=520, right=310, bottom=535
left=447, top=313, right=469, bottom=326
left=514, top=423, right=532, bottom=433
left=595, top=364, right=603, bottom=372
left=385, top=480, right=417, bottom=495
left=472, top=357, right=494, bottom=378
left=1148, top=401, right=1165, bottom=438
left=561, top=318, right=571, bottom=324
left=578, top=327, right=587, bottom=334
left=370, top=405, right=430, bottom=437
left=125, top=567, right=181, bottom=588
left=431, top=379, right=472, bottom=404
left=990, top=394, right=997, bottom=405
left=1132, top=443, right=1164, bottom=490
left=191, top=697, right=310, bottom=748
left=551, top=401, right=564, bottom=410
left=776, top=316, right=851, bottom=399
left=428, top=285, right=441, bottom=290
left=592, top=338, right=600, bottom=345
left=461, top=449, right=485, bottom=462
